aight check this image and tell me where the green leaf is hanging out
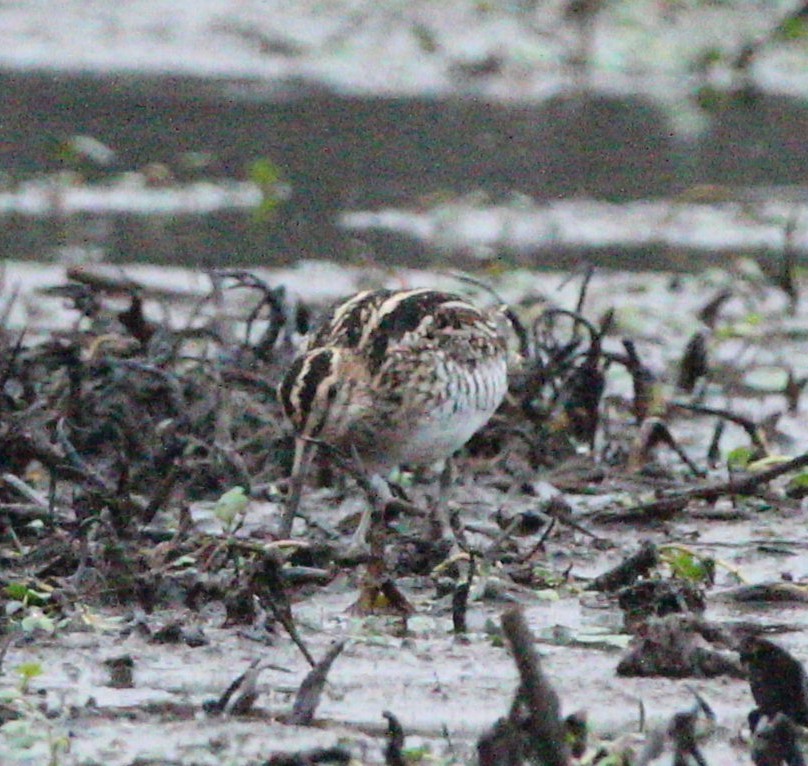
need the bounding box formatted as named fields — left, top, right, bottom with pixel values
left=4, top=583, right=50, bottom=606
left=248, top=158, right=285, bottom=224
left=716, top=312, right=764, bottom=340
left=726, top=446, right=754, bottom=469
left=213, top=486, right=250, bottom=530
left=402, top=745, right=431, bottom=762
left=16, top=663, right=43, bottom=681
left=786, top=471, right=808, bottom=498
left=665, top=550, right=714, bottom=583
left=248, top=157, right=282, bottom=188
left=594, top=754, right=629, bottom=766
left=778, top=15, right=808, bottom=40
left=789, top=472, right=808, bottom=488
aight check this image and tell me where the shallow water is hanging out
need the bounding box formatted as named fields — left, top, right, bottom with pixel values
left=3, top=72, right=808, bottom=270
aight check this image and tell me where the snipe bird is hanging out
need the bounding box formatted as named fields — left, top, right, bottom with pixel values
left=278, top=287, right=509, bottom=547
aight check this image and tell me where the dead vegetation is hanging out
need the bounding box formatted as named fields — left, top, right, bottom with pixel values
left=3, top=261, right=808, bottom=764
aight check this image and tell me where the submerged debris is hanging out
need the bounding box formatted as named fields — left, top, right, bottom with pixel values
left=617, top=615, right=743, bottom=679
left=750, top=713, right=806, bottom=766
left=618, top=577, right=706, bottom=632
left=590, top=541, right=659, bottom=593
left=478, top=607, right=570, bottom=766
left=667, top=690, right=715, bottom=766
left=740, top=636, right=808, bottom=729
left=103, top=654, right=134, bottom=688
left=204, top=658, right=265, bottom=716
left=264, top=747, right=352, bottom=766
left=288, top=640, right=346, bottom=726
left=382, top=710, right=406, bottom=766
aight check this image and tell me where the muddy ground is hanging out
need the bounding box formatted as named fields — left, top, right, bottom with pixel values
left=2, top=259, right=808, bottom=765
left=3, top=1, right=808, bottom=764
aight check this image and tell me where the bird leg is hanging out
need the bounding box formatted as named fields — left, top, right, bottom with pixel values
left=346, top=473, right=392, bottom=559
left=430, top=457, right=468, bottom=551
left=279, top=437, right=313, bottom=538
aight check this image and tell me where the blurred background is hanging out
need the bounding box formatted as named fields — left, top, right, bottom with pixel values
left=2, top=0, right=808, bottom=272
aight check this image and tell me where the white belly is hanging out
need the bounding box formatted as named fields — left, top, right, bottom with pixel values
left=386, top=356, right=508, bottom=466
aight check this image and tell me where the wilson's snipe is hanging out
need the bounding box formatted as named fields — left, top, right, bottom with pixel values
left=278, top=287, right=509, bottom=546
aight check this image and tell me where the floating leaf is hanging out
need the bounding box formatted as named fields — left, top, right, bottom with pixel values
left=574, top=632, right=633, bottom=651
left=179, top=150, right=214, bottom=171
left=247, top=157, right=285, bottom=223
left=248, top=157, right=282, bottom=188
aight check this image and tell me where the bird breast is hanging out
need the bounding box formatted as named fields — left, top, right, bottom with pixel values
left=279, top=287, right=510, bottom=471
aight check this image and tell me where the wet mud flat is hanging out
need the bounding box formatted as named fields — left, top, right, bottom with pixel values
left=3, top=259, right=808, bottom=764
